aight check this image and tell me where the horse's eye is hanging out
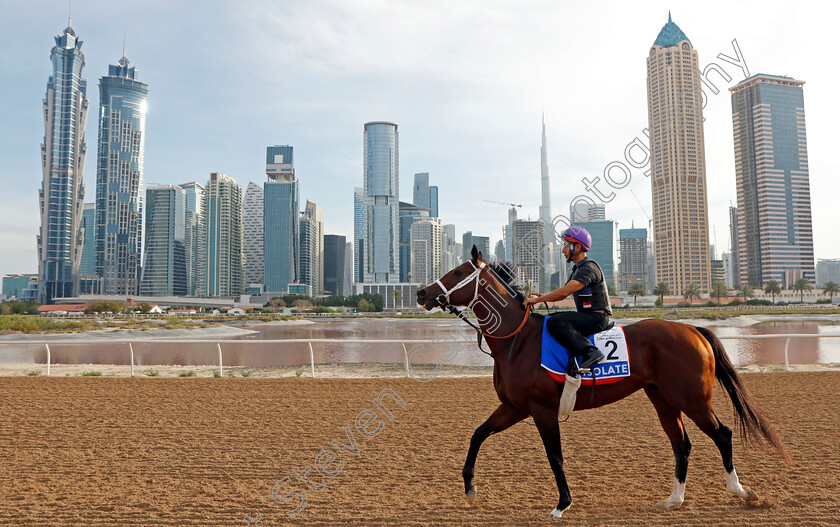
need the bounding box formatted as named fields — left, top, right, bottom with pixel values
left=453, top=269, right=463, bottom=277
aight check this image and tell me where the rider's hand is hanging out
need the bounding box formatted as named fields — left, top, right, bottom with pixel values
left=523, top=294, right=541, bottom=308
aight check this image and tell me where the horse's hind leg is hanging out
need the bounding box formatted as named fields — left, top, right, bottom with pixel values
left=463, top=403, right=526, bottom=505
left=684, top=409, right=759, bottom=502
left=645, top=386, right=691, bottom=509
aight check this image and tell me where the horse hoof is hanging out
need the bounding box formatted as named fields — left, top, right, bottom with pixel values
left=743, top=487, right=758, bottom=502
left=656, top=499, right=682, bottom=510
left=465, top=486, right=476, bottom=505
left=550, top=506, right=566, bottom=518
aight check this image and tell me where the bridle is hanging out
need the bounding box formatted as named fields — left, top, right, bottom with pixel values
left=431, top=260, right=532, bottom=356
left=434, top=260, right=486, bottom=310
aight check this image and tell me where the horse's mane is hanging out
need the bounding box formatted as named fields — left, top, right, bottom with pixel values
left=486, top=260, right=525, bottom=303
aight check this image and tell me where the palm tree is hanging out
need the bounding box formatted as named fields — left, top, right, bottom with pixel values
left=736, top=284, right=755, bottom=303
left=392, top=289, right=403, bottom=308
left=823, top=281, right=839, bottom=302
left=792, top=278, right=812, bottom=303
left=653, top=282, right=670, bottom=304
left=764, top=280, right=781, bottom=304
left=628, top=282, right=646, bottom=307
left=711, top=280, right=728, bottom=305
left=682, top=283, right=701, bottom=304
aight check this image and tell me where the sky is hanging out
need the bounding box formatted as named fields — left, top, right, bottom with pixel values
left=1, top=0, right=837, bottom=281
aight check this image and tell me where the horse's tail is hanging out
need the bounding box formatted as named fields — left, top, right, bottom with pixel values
left=695, top=326, right=792, bottom=464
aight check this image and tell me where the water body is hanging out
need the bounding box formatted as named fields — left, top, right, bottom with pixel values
left=1, top=317, right=839, bottom=367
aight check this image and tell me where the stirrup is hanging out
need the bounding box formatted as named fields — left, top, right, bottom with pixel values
left=578, top=349, right=604, bottom=370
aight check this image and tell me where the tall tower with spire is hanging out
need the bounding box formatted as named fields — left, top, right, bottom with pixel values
left=646, top=13, right=711, bottom=294
left=539, top=115, right=557, bottom=291
left=38, top=19, right=90, bottom=303
left=95, top=43, right=149, bottom=295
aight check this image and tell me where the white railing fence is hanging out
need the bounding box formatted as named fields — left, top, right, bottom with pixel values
left=0, top=334, right=837, bottom=377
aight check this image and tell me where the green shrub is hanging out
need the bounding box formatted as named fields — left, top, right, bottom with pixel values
left=144, top=370, right=160, bottom=377
left=27, top=370, right=41, bottom=376
left=179, top=370, right=196, bottom=377
left=82, top=371, right=102, bottom=376
left=240, top=370, right=253, bottom=377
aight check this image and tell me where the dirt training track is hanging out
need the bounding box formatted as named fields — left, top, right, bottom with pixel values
left=0, top=372, right=838, bottom=526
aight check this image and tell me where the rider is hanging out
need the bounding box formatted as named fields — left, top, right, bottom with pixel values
left=523, top=226, right=612, bottom=370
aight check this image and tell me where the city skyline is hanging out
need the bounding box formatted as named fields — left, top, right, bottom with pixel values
left=2, top=2, right=838, bottom=283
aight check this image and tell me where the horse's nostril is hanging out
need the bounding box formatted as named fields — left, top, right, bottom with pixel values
left=417, top=289, right=426, bottom=299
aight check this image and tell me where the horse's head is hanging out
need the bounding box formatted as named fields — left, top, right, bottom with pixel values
left=417, top=245, right=486, bottom=310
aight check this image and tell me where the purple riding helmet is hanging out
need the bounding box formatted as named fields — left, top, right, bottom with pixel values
left=560, top=226, right=592, bottom=252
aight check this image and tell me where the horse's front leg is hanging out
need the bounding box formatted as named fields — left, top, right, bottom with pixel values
left=531, top=403, right=572, bottom=518
left=463, top=403, right=525, bottom=504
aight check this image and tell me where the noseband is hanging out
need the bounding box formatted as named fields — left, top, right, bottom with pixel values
left=434, top=260, right=486, bottom=309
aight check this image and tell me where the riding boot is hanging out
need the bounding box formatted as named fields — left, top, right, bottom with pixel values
left=577, top=345, right=605, bottom=370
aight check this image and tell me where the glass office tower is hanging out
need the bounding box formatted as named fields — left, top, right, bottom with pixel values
left=264, top=146, right=299, bottom=293
left=201, top=173, right=243, bottom=297
left=362, top=122, right=400, bottom=283
left=38, top=23, right=90, bottom=303
left=141, top=185, right=187, bottom=296
left=94, top=51, right=148, bottom=296
left=730, top=74, right=815, bottom=287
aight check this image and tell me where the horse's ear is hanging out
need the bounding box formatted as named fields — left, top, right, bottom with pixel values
left=471, top=244, right=480, bottom=263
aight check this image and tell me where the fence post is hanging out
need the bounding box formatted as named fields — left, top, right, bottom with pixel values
left=129, top=343, right=135, bottom=377
left=784, top=337, right=791, bottom=372
left=402, top=343, right=409, bottom=377
left=217, top=343, right=223, bottom=377
left=309, top=342, right=315, bottom=378
left=45, top=343, right=50, bottom=377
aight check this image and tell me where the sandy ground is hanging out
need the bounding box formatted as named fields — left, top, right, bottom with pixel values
left=0, top=372, right=839, bottom=526
left=0, top=361, right=838, bottom=378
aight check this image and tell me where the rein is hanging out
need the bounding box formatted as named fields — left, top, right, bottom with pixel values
left=435, top=261, right=532, bottom=356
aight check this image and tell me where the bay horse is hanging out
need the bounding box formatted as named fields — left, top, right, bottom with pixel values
left=415, top=247, right=790, bottom=518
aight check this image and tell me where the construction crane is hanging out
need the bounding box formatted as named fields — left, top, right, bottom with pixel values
left=483, top=200, right=522, bottom=208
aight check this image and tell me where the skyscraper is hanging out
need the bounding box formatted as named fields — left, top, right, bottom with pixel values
left=728, top=206, right=740, bottom=287
left=94, top=49, right=148, bottom=296
left=570, top=202, right=606, bottom=223
left=413, top=173, right=430, bottom=210
left=201, top=172, right=243, bottom=297
left=79, top=203, right=96, bottom=276
left=441, top=224, right=457, bottom=273
left=462, top=232, right=490, bottom=262
left=180, top=182, right=204, bottom=296
left=398, top=201, right=429, bottom=282
left=300, top=200, right=324, bottom=294
left=512, top=220, right=544, bottom=293
left=362, top=122, right=400, bottom=283
left=429, top=186, right=439, bottom=218
left=38, top=22, right=90, bottom=303
left=324, top=234, right=347, bottom=296
left=730, top=74, right=815, bottom=288
left=343, top=241, right=354, bottom=296
left=619, top=227, right=648, bottom=292
left=540, top=115, right=556, bottom=293
left=353, top=187, right=367, bottom=283
left=140, top=185, right=187, bottom=296
left=264, top=146, right=299, bottom=293
left=410, top=217, right=442, bottom=286
left=243, top=182, right=264, bottom=287
left=647, top=13, right=711, bottom=294
left=573, top=219, right=618, bottom=289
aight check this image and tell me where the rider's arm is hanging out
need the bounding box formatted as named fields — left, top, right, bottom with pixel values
left=525, top=280, right=585, bottom=306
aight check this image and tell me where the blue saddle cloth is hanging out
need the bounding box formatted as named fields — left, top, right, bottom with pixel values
left=540, top=316, right=593, bottom=376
